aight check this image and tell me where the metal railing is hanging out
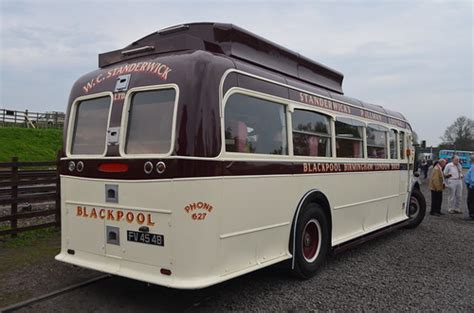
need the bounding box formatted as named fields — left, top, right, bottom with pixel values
left=1, top=109, right=64, bottom=129
left=0, top=157, right=60, bottom=237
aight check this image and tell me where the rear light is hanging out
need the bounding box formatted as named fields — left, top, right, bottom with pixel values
left=68, top=161, right=75, bottom=172
left=156, top=161, right=166, bottom=174
left=144, top=161, right=153, bottom=174
left=76, top=161, right=84, bottom=172
left=99, top=163, right=129, bottom=173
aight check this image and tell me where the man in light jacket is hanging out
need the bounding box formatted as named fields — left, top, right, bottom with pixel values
left=463, top=154, right=474, bottom=221
left=443, top=155, right=464, bottom=214
left=429, top=159, right=447, bottom=216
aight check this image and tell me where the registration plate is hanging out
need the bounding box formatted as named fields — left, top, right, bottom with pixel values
left=127, top=231, right=164, bottom=246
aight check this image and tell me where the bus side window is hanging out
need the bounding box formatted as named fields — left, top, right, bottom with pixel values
left=335, top=118, right=364, bottom=158
left=224, top=93, right=288, bottom=155
left=389, top=129, right=398, bottom=159
left=366, top=124, right=388, bottom=159
left=399, top=131, right=405, bottom=159
left=292, top=109, right=331, bottom=157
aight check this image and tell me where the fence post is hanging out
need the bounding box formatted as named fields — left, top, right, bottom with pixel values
left=25, top=109, right=29, bottom=128
left=11, top=156, right=19, bottom=238
left=55, top=151, right=61, bottom=227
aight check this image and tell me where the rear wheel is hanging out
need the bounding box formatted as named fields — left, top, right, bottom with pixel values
left=405, top=188, right=426, bottom=229
left=292, top=203, right=329, bottom=279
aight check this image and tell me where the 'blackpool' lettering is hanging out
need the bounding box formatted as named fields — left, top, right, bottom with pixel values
left=76, top=206, right=155, bottom=226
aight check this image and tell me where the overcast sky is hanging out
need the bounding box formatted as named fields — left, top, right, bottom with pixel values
left=1, top=0, right=472, bottom=145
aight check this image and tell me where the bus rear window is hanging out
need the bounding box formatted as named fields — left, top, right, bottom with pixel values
left=71, top=96, right=110, bottom=155
left=125, top=89, right=176, bottom=155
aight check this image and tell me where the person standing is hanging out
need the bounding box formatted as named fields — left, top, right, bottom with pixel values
left=429, top=159, right=447, bottom=216
left=443, top=155, right=464, bottom=214
left=427, top=160, right=434, bottom=183
left=463, top=154, right=474, bottom=221
left=421, top=159, right=428, bottom=179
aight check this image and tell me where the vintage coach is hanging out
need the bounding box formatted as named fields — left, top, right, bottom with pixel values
left=55, top=22, right=426, bottom=289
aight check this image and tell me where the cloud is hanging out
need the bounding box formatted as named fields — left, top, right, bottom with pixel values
left=0, top=0, right=472, bottom=146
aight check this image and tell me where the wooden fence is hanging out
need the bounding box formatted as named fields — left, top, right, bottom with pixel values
left=1, top=108, right=64, bottom=129
left=0, top=157, right=60, bottom=237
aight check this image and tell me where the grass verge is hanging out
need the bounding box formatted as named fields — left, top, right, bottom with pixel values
left=0, top=127, right=62, bottom=162
left=0, top=227, right=61, bottom=274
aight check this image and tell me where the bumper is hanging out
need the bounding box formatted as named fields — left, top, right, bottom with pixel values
left=55, top=250, right=290, bottom=289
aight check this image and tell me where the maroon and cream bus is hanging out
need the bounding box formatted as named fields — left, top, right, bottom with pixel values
left=56, top=23, right=426, bottom=288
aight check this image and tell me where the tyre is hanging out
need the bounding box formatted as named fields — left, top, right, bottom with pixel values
left=404, top=188, right=426, bottom=229
left=292, top=203, right=330, bottom=279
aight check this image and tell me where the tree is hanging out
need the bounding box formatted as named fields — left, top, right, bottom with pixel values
left=439, top=116, right=474, bottom=150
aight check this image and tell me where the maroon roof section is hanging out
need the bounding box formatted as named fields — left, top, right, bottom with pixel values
left=98, top=22, right=344, bottom=94
left=92, top=22, right=409, bottom=130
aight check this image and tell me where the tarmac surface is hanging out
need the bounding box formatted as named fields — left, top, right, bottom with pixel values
left=11, top=181, right=474, bottom=312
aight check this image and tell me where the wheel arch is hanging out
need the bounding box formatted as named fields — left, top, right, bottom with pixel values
left=412, top=180, right=420, bottom=191
left=405, top=179, right=422, bottom=213
left=289, top=189, right=332, bottom=269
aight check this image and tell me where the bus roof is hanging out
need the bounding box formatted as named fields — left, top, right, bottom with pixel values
left=97, top=22, right=409, bottom=125
left=99, top=22, right=344, bottom=93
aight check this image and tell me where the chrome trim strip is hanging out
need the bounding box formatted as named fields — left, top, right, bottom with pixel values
left=220, top=222, right=290, bottom=239
left=334, top=193, right=402, bottom=210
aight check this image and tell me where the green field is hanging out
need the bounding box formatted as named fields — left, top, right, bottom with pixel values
left=0, top=127, right=63, bottom=162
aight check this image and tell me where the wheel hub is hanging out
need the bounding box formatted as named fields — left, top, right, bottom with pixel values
left=302, top=219, right=321, bottom=263
left=409, top=197, right=420, bottom=217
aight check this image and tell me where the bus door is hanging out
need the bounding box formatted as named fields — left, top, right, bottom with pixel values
left=406, top=133, right=415, bottom=189
left=399, top=131, right=410, bottom=217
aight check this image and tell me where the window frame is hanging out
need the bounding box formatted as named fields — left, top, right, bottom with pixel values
left=221, top=85, right=413, bottom=163
left=219, top=69, right=413, bottom=161
left=119, top=84, right=180, bottom=158
left=399, top=131, right=406, bottom=160
left=66, top=91, right=113, bottom=158
left=366, top=123, right=389, bottom=159
left=221, top=88, right=291, bottom=159
left=389, top=129, right=399, bottom=160
left=334, top=117, right=366, bottom=159
left=291, top=108, right=333, bottom=158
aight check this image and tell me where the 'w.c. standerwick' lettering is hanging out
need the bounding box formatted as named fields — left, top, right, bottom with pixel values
left=82, top=62, right=172, bottom=93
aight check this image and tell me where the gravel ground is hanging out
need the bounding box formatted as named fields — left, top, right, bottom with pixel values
left=5, top=181, right=474, bottom=312
left=0, top=202, right=56, bottom=229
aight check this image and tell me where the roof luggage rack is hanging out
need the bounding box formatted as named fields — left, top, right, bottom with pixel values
left=98, top=22, right=344, bottom=94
